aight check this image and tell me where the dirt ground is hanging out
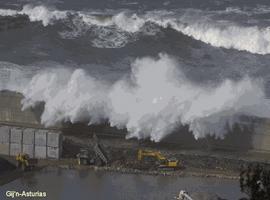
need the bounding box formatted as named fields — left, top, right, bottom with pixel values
left=60, top=134, right=270, bottom=179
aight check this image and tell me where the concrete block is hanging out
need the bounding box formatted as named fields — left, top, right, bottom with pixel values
left=0, top=143, right=9, bottom=155
left=35, top=130, right=47, bottom=146
left=10, top=143, right=22, bottom=156
left=10, top=128, right=22, bottom=144
left=35, top=146, right=47, bottom=158
left=22, top=144, right=34, bottom=158
left=253, top=134, right=270, bottom=152
left=0, top=126, right=10, bottom=143
left=47, top=146, right=61, bottom=159
left=23, top=128, right=35, bottom=145
left=47, top=132, right=62, bottom=148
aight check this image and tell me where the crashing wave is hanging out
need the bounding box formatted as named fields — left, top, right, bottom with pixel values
left=2, top=5, right=270, bottom=53
left=20, top=4, right=68, bottom=26
left=2, top=55, right=270, bottom=141
left=0, top=5, right=68, bottom=26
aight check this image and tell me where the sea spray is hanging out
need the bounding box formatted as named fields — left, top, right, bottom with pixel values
left=108, top=54, right=270, bottom=140
left=1, top=54, right=266, bottom=141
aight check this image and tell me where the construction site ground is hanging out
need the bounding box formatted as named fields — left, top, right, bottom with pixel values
left=2, top=132, right=270, bottom=186
left=62, top=134, right=270, bottom=178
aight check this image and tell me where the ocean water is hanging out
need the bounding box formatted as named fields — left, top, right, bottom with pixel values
left=1, top=0, right=270, bottom=141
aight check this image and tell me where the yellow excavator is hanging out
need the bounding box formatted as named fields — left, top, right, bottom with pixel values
left=16, top=153, right=37, bottom=171
left=137, top=149, right=180, bottom=169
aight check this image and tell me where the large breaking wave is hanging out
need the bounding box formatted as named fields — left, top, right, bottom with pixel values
left=1, top=4, right=270, bottom=53
left=1, top=54, right=270, bottom=141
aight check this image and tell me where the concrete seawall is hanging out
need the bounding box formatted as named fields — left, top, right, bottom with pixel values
left=0, top=91, right=42, bottom=127
left=0, top=91, right=62, bottom=159
left=1, top=90, right=270, bottom=153
left=0, top=126, right=62, bottom=159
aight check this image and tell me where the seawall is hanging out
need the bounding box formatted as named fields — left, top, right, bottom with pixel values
left=1, top=90, right=270, bottom=153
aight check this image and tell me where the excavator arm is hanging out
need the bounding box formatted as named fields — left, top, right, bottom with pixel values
left=137, top=149, right=179, bottom=169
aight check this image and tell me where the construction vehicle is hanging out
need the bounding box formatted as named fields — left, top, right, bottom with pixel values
left=137, top=149, right=180, bottom=169
left=77, top=134, right=109, bottom=166
left=76, top=149, right=94, bottom=165
left=16, top=153, right=37, bottom=171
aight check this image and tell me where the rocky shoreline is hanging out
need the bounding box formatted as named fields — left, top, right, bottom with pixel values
left=38, top=158, right=240, bottom=180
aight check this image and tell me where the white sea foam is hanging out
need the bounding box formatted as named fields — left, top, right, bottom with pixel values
left=79, top=11, right=146, bottom=33
left=153, top=18, right=270, bottom=55
left=19, top=4, right=68, bottom=26
left=77, top=9, right=270, bottom=54
left=2, top=5, right=270, bottom=53
left=1, top=55, right=269, bottom=141
left=0, top=8, right=18, bottom=16
left=77, top=12, right=145, bottom=48
left=0, top=5, right=67, bottom=26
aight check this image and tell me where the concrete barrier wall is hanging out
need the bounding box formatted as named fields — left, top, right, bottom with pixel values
left=22, top=128, right=35, bottom=157
left=0, top=126, right=10, bottom=155
left=0, top=91, right=41, bottom=126
left=47, top=132, right=62, bottom=159
left=10, top=128, right=22, bottom=144
left=23, top=144, right=34, bottom=158
left=10, top=143, right=21, bottom=156
left=0, top=143, right=9, bottom=154
left=0, top=126, right=62, bottom=159
left=10, top=128, right=22, bottom=156
left=0, top=126, right=9, bottom=143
